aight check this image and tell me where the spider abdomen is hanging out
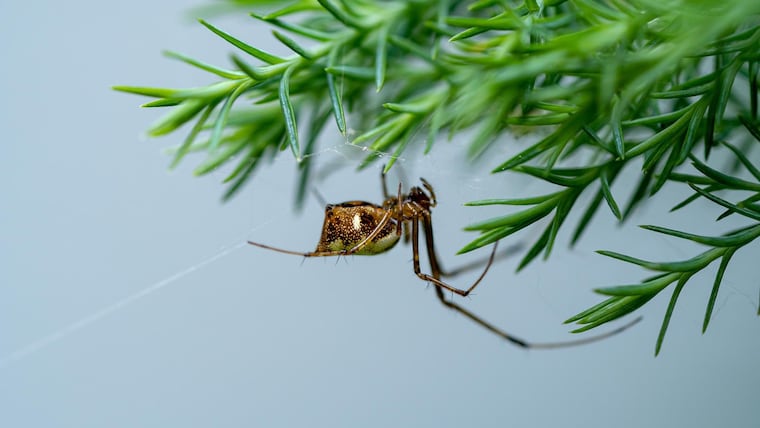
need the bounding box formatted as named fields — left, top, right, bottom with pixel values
left=316, top=201, right=400, bottom=255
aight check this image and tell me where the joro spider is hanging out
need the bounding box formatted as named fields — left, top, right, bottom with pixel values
left=248, top=170, right=640, bottom=349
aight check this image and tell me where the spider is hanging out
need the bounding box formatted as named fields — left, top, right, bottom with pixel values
left=248, top=170, right=640, bottom=349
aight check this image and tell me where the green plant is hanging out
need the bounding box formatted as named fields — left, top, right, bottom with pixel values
left=115, top=0, right=760, bottom=354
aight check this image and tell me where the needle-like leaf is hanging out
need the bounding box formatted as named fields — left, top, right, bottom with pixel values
left=655, top=274, right=691, bottom=356
left=279, top=66, right=301, bottom=161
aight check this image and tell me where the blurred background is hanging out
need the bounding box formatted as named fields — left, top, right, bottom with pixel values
left=1, top=1, right=758, bottom=427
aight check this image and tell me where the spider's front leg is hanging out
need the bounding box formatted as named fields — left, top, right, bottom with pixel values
left=409, top=214, right=496, bottom=297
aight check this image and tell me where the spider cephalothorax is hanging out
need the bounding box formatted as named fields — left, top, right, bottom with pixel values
left=248, top=171, right=640, bottom=348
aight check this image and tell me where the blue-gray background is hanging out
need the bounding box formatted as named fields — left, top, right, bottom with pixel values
left=2, top=1, right=758, bottom=427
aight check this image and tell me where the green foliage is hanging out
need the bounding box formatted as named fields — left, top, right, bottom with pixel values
left=116, top=0, right=760, bottom=354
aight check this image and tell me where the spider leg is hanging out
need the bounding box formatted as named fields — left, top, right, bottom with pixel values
left=248, top=210, right=396, bottom=258
left=246, top=241, right=320, bottom=257
left=410, top=215, right=492, bottom=297
left=415, top=213, right=642, bottom=349
left=438, top=242, right=525, bottom=278
left=395, top=182, right=403, bottom=237
left=430, top=284, right=642, bottom=349
left=419, top=177, right=437, bottom=207
left=310, top=188, right=328, bottom=207
left=381, top=165, right=392, bottom=199
left=432, top=286, right=531, bottom=347
left=415, top=177, right=511, bottom=276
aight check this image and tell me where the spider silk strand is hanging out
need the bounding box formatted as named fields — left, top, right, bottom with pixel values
left=0, top=241, right=248, bottom=370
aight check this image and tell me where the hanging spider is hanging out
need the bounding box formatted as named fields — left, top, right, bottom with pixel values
left=248, top=170, right=640, bottom=349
